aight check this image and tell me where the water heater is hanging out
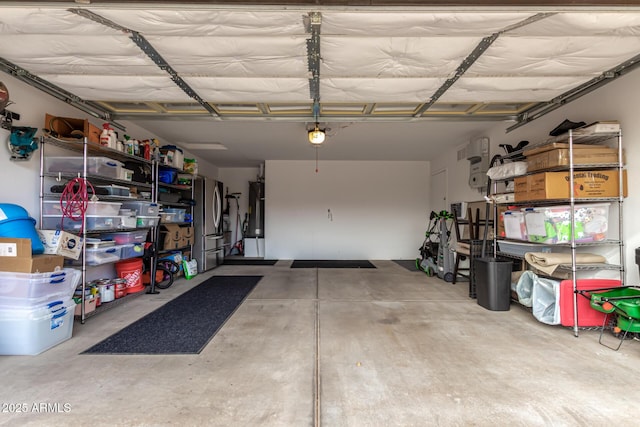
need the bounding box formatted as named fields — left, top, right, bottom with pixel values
left=466, top=137, right=489, bottom=189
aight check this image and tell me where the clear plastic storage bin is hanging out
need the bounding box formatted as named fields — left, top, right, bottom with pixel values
left=163, top=208, right=186, bottom=223
left=523, top=203, right=610, bottom=244
left=119, top=215, right=137, bottom=229
left=41, top=215, right=121, bottom=231
left=159, top=212, right=178, bottom=223
left=45, top=157, right=123, bottom=179
left=0, top=298, right=74, bottom=355
left=136, top=216, right=160, bottom=228
left=42, top=200, right=122, bottom=216
left=502, top=210, right=527, bottom=241
left=101, top=230, right=148, bottom=245
left=85, top=246, right=121, bottom=266
left=0, top=269, right=80, bottom=308
left=120, top=201, right=160, bottom=216
left=120, top=243, right=145, bottom=259
left=95, top=185, right=130, bottom=197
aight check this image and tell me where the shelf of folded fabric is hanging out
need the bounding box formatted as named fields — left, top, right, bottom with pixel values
left=526, top=263, right=623, bottom=281
left=497, top=252, right=620, bottom=268
left=497, top=251, right=622, bottom=262
left=498, top=246, right=620, bottom=279
left=523, top=250, right=622, bottom=280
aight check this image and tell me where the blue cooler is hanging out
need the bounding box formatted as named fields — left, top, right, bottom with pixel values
left=0, top=204, right=45, bottom=254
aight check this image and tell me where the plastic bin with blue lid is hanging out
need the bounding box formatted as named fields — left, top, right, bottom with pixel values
left=0, top=268, right=81, bottom=308
left=0, top=298, right=74, bottom=355
left=85, top=246, right=121, bottom=266
left=163, top=208, right=186, bottom=223
left=0, top=203, right=45, bottom=254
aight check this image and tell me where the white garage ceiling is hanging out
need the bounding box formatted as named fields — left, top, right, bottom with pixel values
left=1, top=2, right=640, bottom=167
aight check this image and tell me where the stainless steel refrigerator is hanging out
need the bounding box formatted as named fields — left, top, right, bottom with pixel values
left=193, top=177, right=224, bottom=272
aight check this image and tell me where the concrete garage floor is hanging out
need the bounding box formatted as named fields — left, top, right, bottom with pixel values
left=1, top=260, right=640, bottom=426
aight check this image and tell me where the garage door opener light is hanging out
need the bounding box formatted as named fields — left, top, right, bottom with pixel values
left=308, top=123, right=325, bottom=145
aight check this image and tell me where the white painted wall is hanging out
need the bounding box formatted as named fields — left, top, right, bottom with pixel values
left=265, top=160, right=430, bottom=260
left=431, top=67, right=640, bottom=284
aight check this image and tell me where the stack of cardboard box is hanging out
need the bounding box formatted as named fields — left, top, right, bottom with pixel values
left=160, top=224, right=194, bottom=251
left=514, top=140, right=627, bottom=202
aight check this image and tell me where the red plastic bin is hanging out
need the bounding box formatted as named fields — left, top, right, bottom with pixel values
left=560, top=279, right=622, bottom=327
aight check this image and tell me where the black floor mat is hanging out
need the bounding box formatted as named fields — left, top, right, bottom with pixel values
left=393, top=259, right=420, bottom=271
left=223, top=259, right=278, bottom=266
left=82, top=275, right=262, bottom=355
left=290, top=260, right=376, bottom=269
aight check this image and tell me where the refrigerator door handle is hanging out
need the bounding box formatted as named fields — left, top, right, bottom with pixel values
left=213, top=183, right=221, bottom=231
left=204, top=234, right=222, bottom=250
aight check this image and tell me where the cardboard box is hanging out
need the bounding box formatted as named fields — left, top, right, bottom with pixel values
left=177, top=236, right=187, bottom=249
left=514, top=176, right=529, bottom=201
left=44, top=113, right=101, bottom=144
left=74, top=297, right=97, bottom=316
left=0, top=238, right=64, bottom=273
left=526, top=145, right=622, bottom=172
left=161, top=234, right=182, bottom=250
left=38, top=230, right=84, bottom=260
left=161, top=224, right=182, bottom=250
left=180, top=226, right=194, bottom=246
left=515, top=169, right=627, bottom=201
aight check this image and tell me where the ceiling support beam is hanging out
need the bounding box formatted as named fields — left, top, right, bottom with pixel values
left=0, top=57, right=126, bottom=130
left=69, top=8, right=218, bottom=117
left=412, top=33, right=499, bottom=118
left=507, top=53, right=640, bottom=132
left=109, top=110, right=517, bottom=122
left=306, top=11, right=322, bottom=122
left=413, top=12, right=555, bottom=118
left=128, top=32, right=218, bottom=116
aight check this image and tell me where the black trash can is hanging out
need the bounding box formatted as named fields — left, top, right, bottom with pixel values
left=474, top=257, right=513, bottom=311
left=636, top=248, right=640, bottom=277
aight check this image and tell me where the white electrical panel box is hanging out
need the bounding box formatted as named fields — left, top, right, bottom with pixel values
left=467, top=137, right=489, bottom=189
